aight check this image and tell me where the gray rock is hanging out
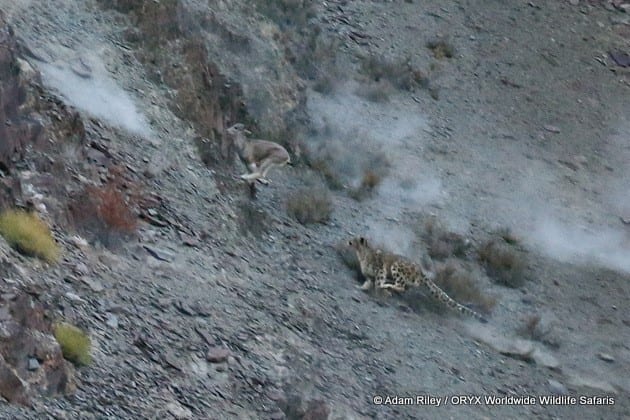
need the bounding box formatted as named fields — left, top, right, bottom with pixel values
left=166, top=401, right=192, bottom=419
left=597, top=352, right=615, bottom=363
left=206, top=346, right=230, bottom=363
left=548, top=379, right=568, bottom=395
left=106, top=313, right=119, bottom=328
left=81, top=277, right=104, bottom=293
left=143, top=245, right=175, bottom=262
left=27, top=358, right=40, bottom=371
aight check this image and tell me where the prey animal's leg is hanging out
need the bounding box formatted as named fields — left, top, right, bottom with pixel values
left=358, top=279, right=373, bottom=290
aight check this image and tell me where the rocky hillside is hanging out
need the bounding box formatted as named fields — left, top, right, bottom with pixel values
left=0, top=0, right=629, bottom=419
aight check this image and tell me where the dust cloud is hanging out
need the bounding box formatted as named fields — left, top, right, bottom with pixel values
left=308, top=82, right=630, bottom=275
left=38, top=57, right=152, bottom=138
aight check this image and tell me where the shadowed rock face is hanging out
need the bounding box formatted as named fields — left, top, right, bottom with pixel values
left=0, top=10, right=41, bottom=209
left=0, top=292, right=76, bottom=406
left=0, top=11, right=44, bottom=173
left=0, top=10, right=88, bottom=213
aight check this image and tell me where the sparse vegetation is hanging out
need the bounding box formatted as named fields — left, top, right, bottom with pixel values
left=355, top=80, right=393, bottom=103
left=433, top=259, right=497, bottom=314
left=53, top=322, right=92, bottom=366
left=68, top=182, right=138, bottom=248
left=306, top=155, right=345, bottom=191
left=89, top=184, right=138, bottom=232
left=287, top=188, right=332, bottom=224
left=360, top=53, right=429, bottom=92
left=253, top=0, right=316, bottom=29
left=422, top=217, right=470, bottom=260
left=426, top=36, right=455, bottom=59
left=0, top=209, right=60, bottom=263
left=478, top=238, right=526, bottom=287
left=517, top=314, right=560, bottom=349
left=496, top=227, right=520, bottom=245
left=348, top=169, right=383, bottom=201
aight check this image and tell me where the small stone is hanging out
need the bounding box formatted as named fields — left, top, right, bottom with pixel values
left=206, top=346, right=230, bottom=363
left=303, top=399, right=331, bottom=420
left=598, top=352, right=614, bottom=363
left=81, top=277, right=104, bottom=293
left=106, top=313, right=119, bottom=328
left=143, top=245, right=175, bottom=262
left=548, top=379, right=568, bottom=395
left=166, top=401, right=192, bottom=419
left=543, top=124, right=560, bottom=133
left=28, top=358, right=40, bottom=371
left=569, top=0, right=579, bottom=5
left=69, top=235, right=89, bottom=249
left=64, top=292, right=85, bottom=302
left=269, top=411, right=285, bottom=420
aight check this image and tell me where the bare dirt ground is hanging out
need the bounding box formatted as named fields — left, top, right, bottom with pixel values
left=0, top=0, right=629, bottom=419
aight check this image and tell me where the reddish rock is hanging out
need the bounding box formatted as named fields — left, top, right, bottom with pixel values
left=0, top=291, right=76, bottom=406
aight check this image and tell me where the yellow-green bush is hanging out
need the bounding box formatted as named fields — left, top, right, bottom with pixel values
left=0, top=209, right=60, bottom=263
left=53, top=322, right=92, bottom=366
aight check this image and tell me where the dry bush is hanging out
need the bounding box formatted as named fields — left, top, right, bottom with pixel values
left=305, top=155, right=345, bottom=191
left=478, top=238, right=526, bottom=287
left=53, top=322, right=91, bottom=366
left=422, top=217, right=470, bottom=260
left=517, top=314, right=561, bottom=348
left=254, top=0, right=316, bottom=29
left=286, top=188, right=332, bottom=224
left=312, top=74, right=336, bottom=94
left=261, top=2, right=341, bottom=94
left=426, top=36, right=455, bottom=59
left=90, top=184, right=138, bottom=232
left=68, top=182, right=138, bottom=248
left=0, top=209, right=60, bottom=263
left=495, top=227, right=520, bottom=245
left=355, top=80, right=393, bottom=103
left=360, top=54, right=430, bottom=92
left=432, top=259, right=496, bottom=314
left=348, top=169, right=383, bottom=201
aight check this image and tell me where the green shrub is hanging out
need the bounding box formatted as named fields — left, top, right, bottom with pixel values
left=0, top=209, right=60, bottom=263
left=53, top=322, right=92, bottom=366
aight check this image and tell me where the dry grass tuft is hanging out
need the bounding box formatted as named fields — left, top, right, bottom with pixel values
left=0, top=209, right=60, bottom=263
left=348, top=169, right=383, bottom=201
left=307, top=157, right=345, bottom=191
left=68, top=181, right=138, bottom=248
left=287, top=188, right=332, bottom=224
left=53, top=322, right=91, bottom=366
left=360, top=54, right=429, bottom=92
left=478, top=238, right=526, bottom=287
left=517, top=314, right=560, bottom=348
left=355, top=80, right=394, bottom=103
left=426, top=37, right=455, bottom=59
left=422, top=217, right=470, bottom=260
left=433, top=259, right=497, bottom=314
left=88, top=184, right=138, bottom=233
left=495, top=227, right=520, bottom=245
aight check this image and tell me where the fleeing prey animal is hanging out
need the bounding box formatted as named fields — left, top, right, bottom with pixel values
left=225, top=123, right=292, bottom=185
